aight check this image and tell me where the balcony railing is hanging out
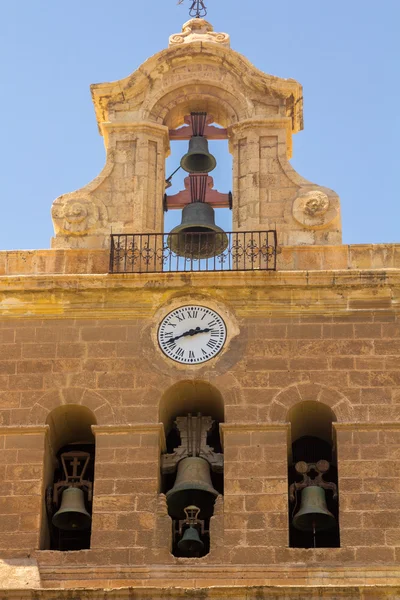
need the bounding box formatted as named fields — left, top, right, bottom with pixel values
left=109, top=230, right=277, bottom=274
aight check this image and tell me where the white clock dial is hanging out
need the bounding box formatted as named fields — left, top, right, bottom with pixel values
left=158, top=305, right=227, bottom=364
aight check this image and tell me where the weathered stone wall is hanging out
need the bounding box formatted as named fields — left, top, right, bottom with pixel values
left=0, top=270, right=397, bottom=591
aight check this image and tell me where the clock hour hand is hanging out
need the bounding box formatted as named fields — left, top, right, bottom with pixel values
left=166, top=327, right=211, bottom=344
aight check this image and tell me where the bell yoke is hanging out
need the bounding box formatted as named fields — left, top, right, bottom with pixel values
left=168, top=112, right=228, bottom=259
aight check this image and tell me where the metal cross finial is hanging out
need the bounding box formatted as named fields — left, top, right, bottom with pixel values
left=178, top=0, right=207, bottom=18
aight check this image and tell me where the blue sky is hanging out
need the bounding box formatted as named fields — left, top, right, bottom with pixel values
left=0, top=0, right=399, bottom=250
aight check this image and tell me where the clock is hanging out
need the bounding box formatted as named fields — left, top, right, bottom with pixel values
left=158, top=305, right=227, bottom=364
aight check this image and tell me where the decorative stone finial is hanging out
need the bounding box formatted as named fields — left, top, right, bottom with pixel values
left=169, top=19, right=230, bottom=47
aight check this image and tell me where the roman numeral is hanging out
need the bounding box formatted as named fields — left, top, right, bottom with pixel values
left=208, top=320, right=217, bottom=327
left=207, top=339, right=217, bottom=349
left=189, top=350, right=195, bottom=359
left=168, top=342, right=177, bottom=351
left=176, top=313, right=185, bottom=322
left=175, top=347, right=184, bottom=358
left=186, top=310, right=198, bottom=319
left=202, top=349, right=208, bottom=356
left=211, top=329, right=220, bottom=337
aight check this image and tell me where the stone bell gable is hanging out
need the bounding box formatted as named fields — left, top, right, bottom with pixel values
left=51, top=18, right=341, bottom=250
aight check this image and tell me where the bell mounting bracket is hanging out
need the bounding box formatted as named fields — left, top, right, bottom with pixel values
left=165, top=174, right=231, bottom=210
left=169, top=114, right=227, bottom=141
left=47, top=451, right=93, bottom=516
left=161, top=413, right=223, bottom=475
left=289, top=460, right=338, bottom=503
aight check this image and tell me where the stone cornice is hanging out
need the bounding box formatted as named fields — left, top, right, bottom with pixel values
left=92, top=423, right=164, bottom=434
left=0, top=268, right=399, bottom=290
left=220, top=423, right=290, bottom=433
left=100, top=121, right=170, bottom=151
left=334, top=422, right=400, bottom=431
left=229, top=118, right=293, bottom=157
left=92, top=424, right=165, bottom=447
left=92, top=424, right=166, bottom=451
left=0, top=269, right=397, bottom=318
left=0, top=425, right=49, bottom=435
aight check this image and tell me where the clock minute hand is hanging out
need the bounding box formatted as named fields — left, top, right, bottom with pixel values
left=167, top=327, right=211, bottom=344
left=192, top=327, right=211, bottom=335
left=167, top=327, right=200, bottom=344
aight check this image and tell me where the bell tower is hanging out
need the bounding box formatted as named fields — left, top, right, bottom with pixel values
left=0, top=2, right=399, bottom=599
left=51, top=16, right=340, bottom=250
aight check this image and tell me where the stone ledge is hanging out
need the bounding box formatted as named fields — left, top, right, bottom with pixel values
left=6, top=583, right=400, bottom=599
left=0, top=244, right=399, bottom=276
left=35, top=563, right=400, bottom=586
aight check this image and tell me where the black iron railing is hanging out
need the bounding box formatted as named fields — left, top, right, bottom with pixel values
left=109, top=231, right=277, bottom=274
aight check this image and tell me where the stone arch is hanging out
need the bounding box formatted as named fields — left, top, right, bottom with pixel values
left=145, top=82, right=250, bottom=129
left=46, top=404, right=97, bottom=454
left=159, top=380, right=224, bottom=434
left=28, top=388, right=115, bottom=427
left=269, top=383, right=353, bottom=423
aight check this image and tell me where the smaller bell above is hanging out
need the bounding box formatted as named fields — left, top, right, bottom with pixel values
left=177, top=526, right=204, bottom=555
left=52, top=487, right=91, bottom=531
left=180, top=136, right=217, bottom=174
left=292, top=486, right=336, bottom=532
left=168, top=202, right=228, bottom=259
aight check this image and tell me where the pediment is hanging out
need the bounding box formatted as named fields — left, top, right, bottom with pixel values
left=91, top=27, right=303, bottom=134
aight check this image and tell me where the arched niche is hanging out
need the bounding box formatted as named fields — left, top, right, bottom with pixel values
left=159, top=380, right=224, bottom=558
left=42, top=405, right=97, bottom=552
left=159, top=380, right=224, bottom=435
left=287, top=401, right=340, bottom=549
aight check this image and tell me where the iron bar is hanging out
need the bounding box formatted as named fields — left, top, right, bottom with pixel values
left=109, top=230, right=277, bottom=274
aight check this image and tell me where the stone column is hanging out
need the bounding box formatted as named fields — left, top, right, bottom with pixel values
left=229, top=118, right=295, bottom=233
left=101, top=122, right=170, bottom=234
left=91, top=424, right=172, bottom=565
left=0, top=425, right=47, bottom=559
left=228, top=117, right=341, bottom=246
left=336, top=423, right=400, bottom=565
left=220, top=424, right=289, bottom=564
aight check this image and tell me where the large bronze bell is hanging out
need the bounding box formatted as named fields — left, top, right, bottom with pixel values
left=292, top=486, right=336, bottom=532
left=166, top=457, right=219, bottom=519
left=180, top=136, right=217, bottom=174
left=177, top=526, right=204, bottom=555
left=168, top=202, right=229, bottom=259
left=52, top=487, right=91, bottom=531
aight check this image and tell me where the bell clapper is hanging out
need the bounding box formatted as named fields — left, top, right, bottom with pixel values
left=312, top=521, right=316, bottom=549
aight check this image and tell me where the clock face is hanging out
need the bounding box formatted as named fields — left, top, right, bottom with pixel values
left=158, top=305, right=227, bottom=364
